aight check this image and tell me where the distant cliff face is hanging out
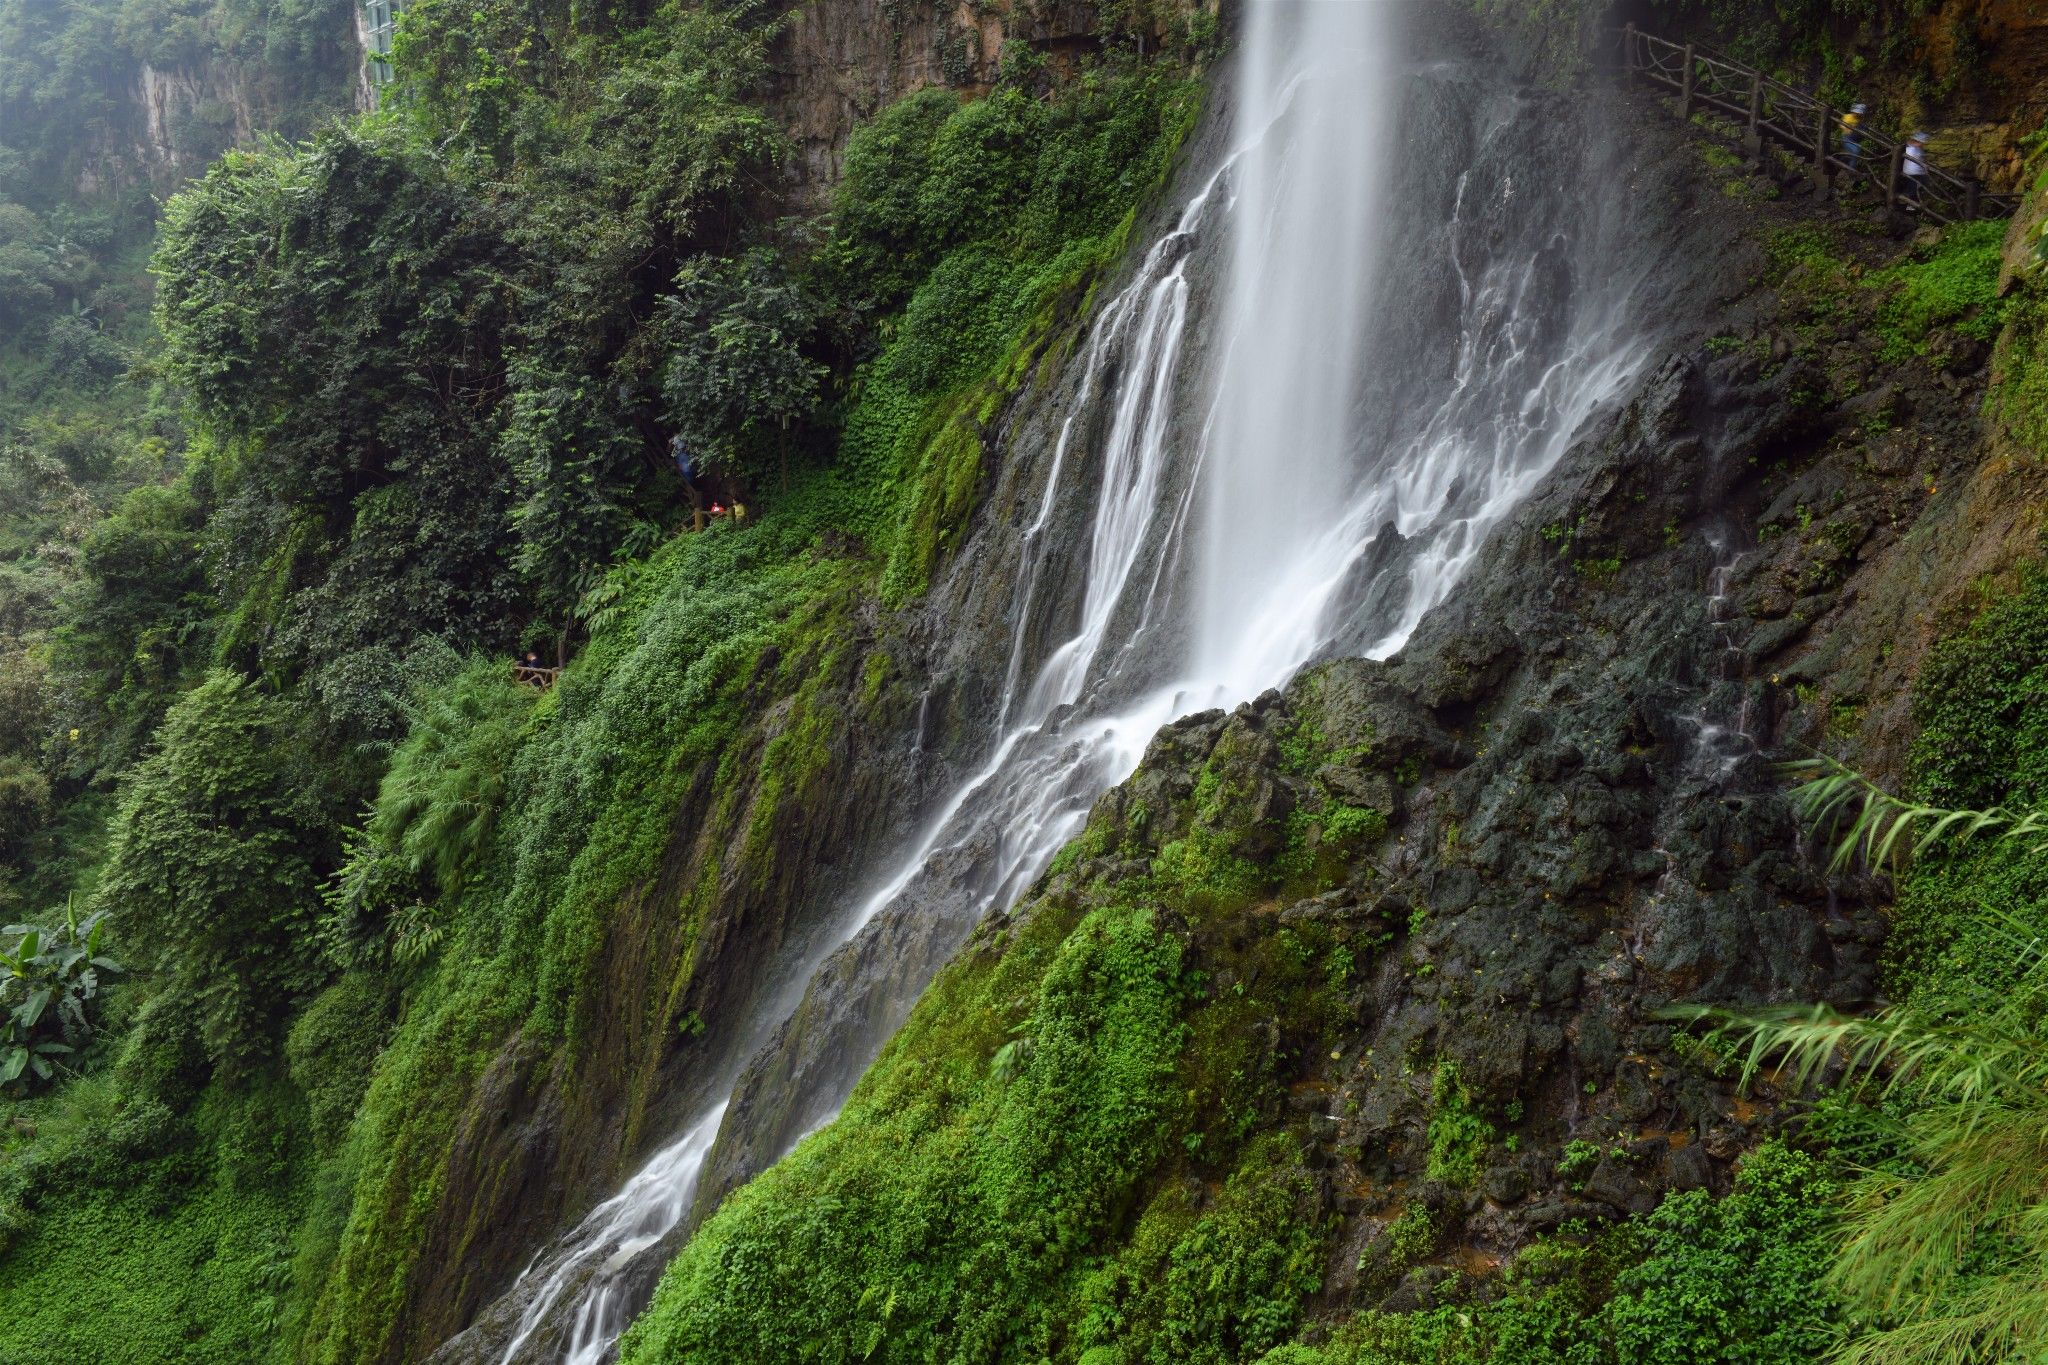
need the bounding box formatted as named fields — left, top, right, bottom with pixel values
left=771, top=0, right=1215, bottom=195
left=63, top=9, right=360, bottom=199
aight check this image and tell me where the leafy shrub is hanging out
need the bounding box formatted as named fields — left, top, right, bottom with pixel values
left=660, top=248, right=826, bottom=483
left=285, top=973, right=393, bottom=1157
left=825, top=87, right=960, bottom=316
left=1424, top=1060, right=1495, bottom=1187
left=0, top=900, right=120, bottom=1088
left=93, top=670, right=333, bottom=1072
left=1603, top=1144, right=1839, bottom=1363
left=324, top=659, right=534, bottom=963
left=614, top=904, right=1187, bottom=1362
left=1907, top=564, right=2048, bottom=810
left=48, top=477, right=211, bottom=779
left=1251, top=1142, right=1837, bottom=1365
left=1991, top=277, right=2048, bottom=454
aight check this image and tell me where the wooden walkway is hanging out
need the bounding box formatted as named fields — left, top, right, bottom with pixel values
left=1620, top=27, right=2020, bottom=226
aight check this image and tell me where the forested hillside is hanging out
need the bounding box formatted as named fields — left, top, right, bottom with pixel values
left=2, top=0, right=2047, bottom=1363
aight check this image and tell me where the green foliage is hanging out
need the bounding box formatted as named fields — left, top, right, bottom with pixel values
left=1082, top=1133, right=1329, bottom=1365
left=93, top=670, right=332, bottom=1072
left=1785, top=754, right=2048, bottom=875
left=616, top=903, right=1195, bottom=1363
left=824, top=88, right=962, bottom=317
left=1991, top=272, right=2048, bottom=456
left=0, top=1066, right=312, bottom=1364
left=0, top=899, right=120, bottom=1088
left=1869, top=221, right=2009, bottom=364
left=1424, top=1060, right=1495, bottom=1188
left=49, top=476, right=211, bottom=779
left=1259, top=1142, right=1838, bottom=1365
left=1907, top=565, right=2048, bottom=810
left=0, top=7, right=1206, bottom=1360
left=1556, top=1138, right=1603, bottom=1188
left=323, top=659, right=534, bottom=964
left=619, top=886, right=1334, bottom=1365
left=1602, top=1144, right=1840, bottom=1364
left=284, top=973, right=391, bottom=1157
left=1701, top=939, right=2048, bottom=1365
left=836, top=63, right=1199, bottom=607
left=660, top=248, right=824, bottom=484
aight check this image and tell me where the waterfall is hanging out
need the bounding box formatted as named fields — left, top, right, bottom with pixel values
left=1193, top=3, right=1395, bottom=693
left=456, top=5, right=1660, bottom=1360
left=491, top=1107, right=726, bottom=1365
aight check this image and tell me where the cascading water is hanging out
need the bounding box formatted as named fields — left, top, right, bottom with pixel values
left=490, top=1107, right=726, bottom=1365
left=453, top=6, right=1665, bottom=1360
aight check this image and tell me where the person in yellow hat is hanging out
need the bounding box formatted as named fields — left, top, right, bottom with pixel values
left=1840, top=102, right=1866, bottom=176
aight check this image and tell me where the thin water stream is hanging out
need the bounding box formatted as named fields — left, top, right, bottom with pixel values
left=455, top=6, right=1663, bottom=1359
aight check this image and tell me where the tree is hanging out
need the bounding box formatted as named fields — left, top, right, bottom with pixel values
left=94, top=670, right=332, bottom=1073
left=660, top=247, right=825, bottom=484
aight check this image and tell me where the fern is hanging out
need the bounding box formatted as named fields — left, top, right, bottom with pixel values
left=1785, top=754, right=2048, bottom=872
left=1682, top=758, right=2048, bottom=1365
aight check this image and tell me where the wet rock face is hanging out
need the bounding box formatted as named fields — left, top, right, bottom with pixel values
left=978, top=114, right=2022, bottom=1314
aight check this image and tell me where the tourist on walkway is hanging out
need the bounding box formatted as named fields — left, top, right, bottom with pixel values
left=1901, top=132, right=1929, bottom=207
left=1841, top=103, right=1866, bottom=174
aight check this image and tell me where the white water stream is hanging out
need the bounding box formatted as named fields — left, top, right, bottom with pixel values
left=480, top=6, right=1655, bottom=1360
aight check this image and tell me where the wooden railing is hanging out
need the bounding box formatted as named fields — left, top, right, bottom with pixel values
left=1620, top=27, right=2019, bottom=226
left=513, top=665, right=560, bottom=690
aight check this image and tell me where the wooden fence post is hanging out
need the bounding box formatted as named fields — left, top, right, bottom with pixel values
left=1965, top=178, right=1982, bottom=221
left=1745, top=69, right=1762, bottom=146
left=1885, top=142, right=1903, bottom=208
left=1679, top=43, right=1695, bottom=116
left=1812, top=104, right=1831, bottom=192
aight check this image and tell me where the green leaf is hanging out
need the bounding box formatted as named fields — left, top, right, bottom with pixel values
left=17, top=988, right=50, bottom=1029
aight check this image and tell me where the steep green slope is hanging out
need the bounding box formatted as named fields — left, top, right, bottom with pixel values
left=0, top=3, right=1209, bottom=1358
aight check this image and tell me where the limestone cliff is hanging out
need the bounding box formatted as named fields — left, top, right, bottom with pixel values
left=771, top=0, right=1215, bottom=194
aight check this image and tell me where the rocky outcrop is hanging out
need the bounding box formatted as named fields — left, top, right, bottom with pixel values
left=67, top=26, right=359, bottom=198
left=770, top=0, right=1214, bottom=195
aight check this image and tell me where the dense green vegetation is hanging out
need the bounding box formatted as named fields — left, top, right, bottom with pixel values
left=0, top=0, right=1209, bottom=1359
left=1259, top=1143, right=1839, bottom=1365
left=0, top=0, right=2040, bottom=1359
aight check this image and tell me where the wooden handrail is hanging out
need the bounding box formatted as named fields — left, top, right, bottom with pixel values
left=513, top=665, right=561, bottom=689
left=1619, top=25, right=2018, bottom=225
